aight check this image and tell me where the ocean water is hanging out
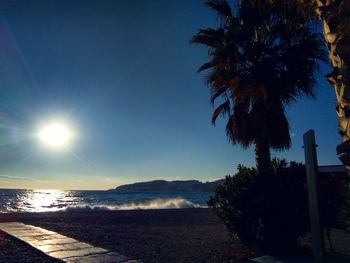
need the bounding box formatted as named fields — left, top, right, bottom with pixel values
left=0, top=189, right=212, bottom=213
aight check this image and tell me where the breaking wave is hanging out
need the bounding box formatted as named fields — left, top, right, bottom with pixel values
left=65, top=197, right=206, bottom=212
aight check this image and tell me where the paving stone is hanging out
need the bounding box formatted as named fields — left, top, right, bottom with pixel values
left=0, top=222, right=26, bottom=228
left=42, top=233, right=73, bottom=240
left=16, top=231, right=56, bottom=239
left=35, top=229, right=58, bottom=235
left=48, top=247, right=108, bottom=259
left=5, top=230, right=32, bottom=237
left=37, top=243, right=71, bottom=253
left=37, top=242, right=94, bottom=253
left=37, top=242, right=89, bottom=253
left=26, top=237, right=78, bottom=246
left=63, top=242, right=94, bottom=250
left=0, top=222, right=142, bottom=263
left=20, top=235, right=69, bottom=244
left=65, top=252, right=131, bottom=263
left=0, top=228, right=29, bottom=234
left=17, top=235, right=49, bottom=242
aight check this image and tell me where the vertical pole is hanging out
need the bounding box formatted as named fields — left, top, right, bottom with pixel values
left=303, top=129, right=325, bottom=263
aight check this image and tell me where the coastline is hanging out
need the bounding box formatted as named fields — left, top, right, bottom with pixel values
left=0, top=208, right=258, bottom=262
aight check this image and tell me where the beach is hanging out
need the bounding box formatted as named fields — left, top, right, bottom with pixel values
left=0, top=208, right=258, bottom=263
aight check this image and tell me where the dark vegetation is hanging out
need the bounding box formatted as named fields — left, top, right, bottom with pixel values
left=191, top=0, right=326, bottom=174
left=191, top=0, right=349, bottom=255
left=321, top=172, right=350, bottom=233
left=208, top=159, right=350, bottom=253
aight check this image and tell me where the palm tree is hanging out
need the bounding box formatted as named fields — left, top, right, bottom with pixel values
left=247, top=0, right=350, bottom=174
left=299, top=0, right=350, bottom=173
left=191, top=0, right=326, bottom=174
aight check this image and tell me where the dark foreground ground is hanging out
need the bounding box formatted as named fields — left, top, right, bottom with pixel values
left=0, top=208, right=258, bottom=263
left=1, top=209, right=349, bottom=263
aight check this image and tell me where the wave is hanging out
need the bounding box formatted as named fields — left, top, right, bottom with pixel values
left=65, top=197, right=206, bottom=212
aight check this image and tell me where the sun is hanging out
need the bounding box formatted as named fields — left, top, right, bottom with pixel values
left=38, top=123, right=72, bottom=147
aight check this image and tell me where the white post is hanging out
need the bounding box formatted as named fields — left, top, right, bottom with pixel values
left=303, top=129, right=325, bottom=263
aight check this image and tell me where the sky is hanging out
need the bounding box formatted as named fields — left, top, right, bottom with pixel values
left=0, top=0, right=341, bottom=190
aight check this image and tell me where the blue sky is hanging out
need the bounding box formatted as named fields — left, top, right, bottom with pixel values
left=0, top=0, right=340, bottom=190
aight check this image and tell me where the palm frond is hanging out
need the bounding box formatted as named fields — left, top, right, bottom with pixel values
left=225, top=111, right=252, bottom=149
left=210, top=86, right=230, bottom=103
left=212, top=100, right=230, bottom=125
left=267, top=105, right=291, bottom=150
left=206, top=0, right=232, bottom=20
left=197, top=62, right=214, bottom=72
left=190, top=28, right=224, bottom=48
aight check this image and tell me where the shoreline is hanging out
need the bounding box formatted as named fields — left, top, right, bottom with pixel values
left=0, top=206, right=209, bottom=214
left=0, top=208, right=258, bottom=262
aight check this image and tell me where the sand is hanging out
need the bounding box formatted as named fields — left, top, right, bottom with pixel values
left=0, top=208, right=258, bottom=263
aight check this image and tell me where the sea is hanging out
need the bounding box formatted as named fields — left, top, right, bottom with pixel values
left=0, top=189, right=211, bottom=213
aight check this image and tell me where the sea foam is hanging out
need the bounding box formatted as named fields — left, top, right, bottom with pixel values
left=65, top=197, right=205, bottom=212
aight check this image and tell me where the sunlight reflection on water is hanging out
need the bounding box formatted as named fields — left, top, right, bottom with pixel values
left=0, top=189, right=210, bottom=213
left=16, top=189, right=75, bottom=212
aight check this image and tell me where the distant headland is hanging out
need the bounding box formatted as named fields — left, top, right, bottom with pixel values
left=110, top=179, right=224, bottom=192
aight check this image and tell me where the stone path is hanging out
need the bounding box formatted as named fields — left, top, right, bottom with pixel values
left=0, top=222, right=141, bottom=263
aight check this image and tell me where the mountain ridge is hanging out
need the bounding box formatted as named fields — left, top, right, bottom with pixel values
left=111, top=179, right=224, bottom=192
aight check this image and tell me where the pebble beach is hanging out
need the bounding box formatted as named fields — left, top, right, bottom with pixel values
left=0, top=208, right=258, bottom=263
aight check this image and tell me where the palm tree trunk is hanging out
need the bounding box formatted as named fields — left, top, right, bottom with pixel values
left=255, top=141, right=271, bottom=174
left=314, top=0, right=350, bottom=173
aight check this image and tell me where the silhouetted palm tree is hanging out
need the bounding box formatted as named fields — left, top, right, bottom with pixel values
left=297, top=0, right=350, bottom=173
left=318, top=2, right=350, bottom=171
left=191, top=0, right=326, bottom=174
left=241, top=0, right=350, bottom=174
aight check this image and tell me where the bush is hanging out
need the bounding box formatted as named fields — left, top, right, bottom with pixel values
left=320, top=172, right=350, bottom=233
left=209, top=159, right=350, bottom=253
left=208, top=160, right=309, bottom=253
left=208, top=165, right=261, bottom=245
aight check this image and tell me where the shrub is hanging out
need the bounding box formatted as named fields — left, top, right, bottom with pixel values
left=208, top=165, right=261, bottom=245
left=208, top=160, right=309, bottom=253
left=320, top=172, right=350, bottom=233
left=209, top=159, right=350, bottom=253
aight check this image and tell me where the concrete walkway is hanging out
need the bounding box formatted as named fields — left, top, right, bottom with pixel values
left=0, top=222, right=141, bottom=263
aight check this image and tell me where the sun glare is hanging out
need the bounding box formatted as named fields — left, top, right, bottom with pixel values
left=38, top=123, right=71, bottom=147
